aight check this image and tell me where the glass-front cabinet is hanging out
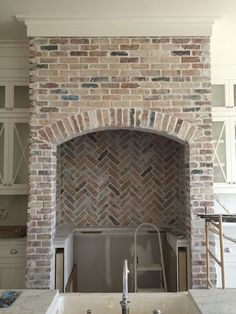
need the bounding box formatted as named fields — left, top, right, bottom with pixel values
left=212, top=80, right=236, bottom=110
left=0, top=120, right=7, bottom=188
left=0, top=117, right=29, bottom=194
left=0, top=83, right=8, bottom=110
left=213, top=115, right=236, bottom=192
left=212, top=80, right=229, bottom=108
left=0, top=81, right=29, bottom=112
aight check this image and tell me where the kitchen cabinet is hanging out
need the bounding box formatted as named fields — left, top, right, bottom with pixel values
left=0, top=117, right=29, bottom=194
left=212, top=114, right=236, bottom=193
left=212, top=79, right=236, bottom=110
left=0, top=81, right=29, bottom=113
left=0, top=238, right=26, bottom=289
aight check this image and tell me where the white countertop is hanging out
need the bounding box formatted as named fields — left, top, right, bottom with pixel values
left=54, top=225, right=74, bottom=247
left=0, top=290, right=59, bottom=314
left=190, top=289, right=236, bottom=314
left=1, top=288, right=235, bottom=313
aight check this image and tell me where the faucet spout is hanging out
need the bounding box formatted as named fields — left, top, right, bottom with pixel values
left=120, top=259, right=130, bottom=314
left=123, top=259, right=129, bottom=298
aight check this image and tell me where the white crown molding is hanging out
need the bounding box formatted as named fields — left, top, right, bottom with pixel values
left=16, top=16, right=220, bottom=37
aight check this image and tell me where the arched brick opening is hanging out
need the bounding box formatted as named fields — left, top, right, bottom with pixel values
left=37, top=109, right=203, bottom=145
left=27, top=108, right=212, bottom=289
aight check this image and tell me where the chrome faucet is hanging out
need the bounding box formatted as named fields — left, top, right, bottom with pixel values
left=120, top=259, right=130, bottom=314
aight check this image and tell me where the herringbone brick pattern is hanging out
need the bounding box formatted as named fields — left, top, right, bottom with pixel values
left=58, top=130, right=184, bottom=227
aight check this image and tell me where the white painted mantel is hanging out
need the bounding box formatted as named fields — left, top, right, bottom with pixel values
left=16, top=16, right=219, bottom=37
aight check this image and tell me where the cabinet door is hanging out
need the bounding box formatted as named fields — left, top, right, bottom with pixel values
left=212, top=117, right=231, bottom=185
left=231, top=118, right=236, bottom=184
left=0, top=83, right=7, bottom=110
left=0, top=119, right=9, bottom=188
left=212, top=80, right=230, bottom=109
left=0, top=264, right=26, bottom=289
left=8, top=118, right=29, bottom=192
left=9, top=82, right=29, bottom=112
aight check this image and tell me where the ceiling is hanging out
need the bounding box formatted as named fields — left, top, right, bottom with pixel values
left=0, top=0, right=235, bottom=40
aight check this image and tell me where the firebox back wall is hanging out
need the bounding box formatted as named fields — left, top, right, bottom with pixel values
left=57, top=130, right=185, bottom=228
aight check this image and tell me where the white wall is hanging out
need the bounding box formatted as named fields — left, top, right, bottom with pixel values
left=211, top=14, right=236, bottom=78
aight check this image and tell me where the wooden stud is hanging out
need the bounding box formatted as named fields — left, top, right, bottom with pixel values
left=219, top=215, right=225, bottom=289
left=205, top=221, right=210, bottom=289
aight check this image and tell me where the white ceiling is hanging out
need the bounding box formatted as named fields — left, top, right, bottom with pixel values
left=0, top=0, right=235, bottom=40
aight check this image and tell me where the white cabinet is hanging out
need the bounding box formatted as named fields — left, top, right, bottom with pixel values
left=213, top=114, right=236, bottom=192
left=0, top=81, right=29, bottom=112
left=212, top=79, right=236, bottom=192
left=212, top=80, right=236, bottom=110
left=0, top=238, right=26, bottom=289
left=0, top=117, right=29, bottom=194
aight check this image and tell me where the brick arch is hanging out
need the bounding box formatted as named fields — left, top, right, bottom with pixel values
left=37, top=108, right=204, bottom=146
left=28, top=107, right=211, bottom=290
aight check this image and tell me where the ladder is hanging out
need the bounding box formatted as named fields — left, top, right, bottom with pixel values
left=197, top=213, right=236, bottom=289
left=134, top=223, right=167, bottom=292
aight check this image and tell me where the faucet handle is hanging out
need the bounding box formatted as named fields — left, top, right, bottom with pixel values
left=153, top=310, right=161, bottom=314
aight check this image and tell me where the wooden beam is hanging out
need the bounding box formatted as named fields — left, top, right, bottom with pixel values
left=219, top=215, right=225, bottom=289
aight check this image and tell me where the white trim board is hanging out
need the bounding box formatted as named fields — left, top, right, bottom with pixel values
left=16, top=16, right=219, bottom=37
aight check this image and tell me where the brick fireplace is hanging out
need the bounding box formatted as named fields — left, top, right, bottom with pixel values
left=27, top=36, right=213, bottom=289
left=57, top=130, right=186, bottom=228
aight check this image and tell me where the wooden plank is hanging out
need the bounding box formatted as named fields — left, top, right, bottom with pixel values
left=163, top=241, right=177, bottom=292
left=219, top=215, right=225, bottom=289
left=207, top=248, right=221, bottom=266
left=55, top=248, right=64, bottom=293
left=205, top=222, right=210, bottom=289
left=197, top=213, right=236, bottom=223
left=65, top=264, right=77, bottom=292
left=210, top=221, right=220, bottom=229
left=207, top=279, right=213, bottom=287
left=178, top=248, right=187, bottom=291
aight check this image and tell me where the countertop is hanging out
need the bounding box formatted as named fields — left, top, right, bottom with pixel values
left=54, top=225, right=74, bottom=247
left=0, top=290, right=59, bottom=314
left=0, top=288, right=235, bottom=313
left=190, top=289, right=236, bottom=314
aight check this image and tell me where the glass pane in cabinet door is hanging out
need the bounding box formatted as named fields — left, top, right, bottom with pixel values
left=13, top=123, right=29, bottom=185
left=0, top=86, right=6, bottom=109
left=212, top=121, right=227, bottom=183
left=0, top=123, right=5, bottom=184
left=14, top=86, right=29, bottom=109
left=234, top=85, right=236, bottom=108
left=212, top=85, right=225, bottom=107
